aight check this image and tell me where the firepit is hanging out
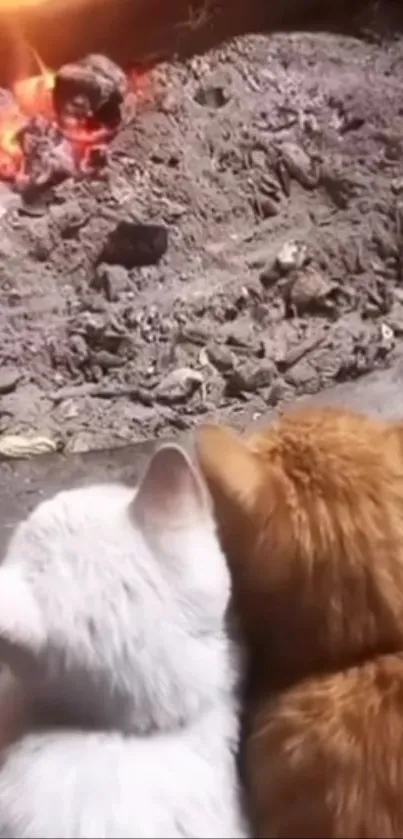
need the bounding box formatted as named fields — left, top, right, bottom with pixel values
left=0, top=2, right=400, bottom=460
left=0, top=53, right=135, bottom=191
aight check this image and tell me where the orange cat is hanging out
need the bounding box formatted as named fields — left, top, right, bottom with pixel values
left=196, top=407, right=403, bottom=838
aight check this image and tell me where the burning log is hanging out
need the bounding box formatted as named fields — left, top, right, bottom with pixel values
left=0, top=54, right=128, bottom=191
left=53, top=55, right=128, bottom=135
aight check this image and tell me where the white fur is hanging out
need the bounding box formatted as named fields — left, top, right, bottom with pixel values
left=0, top=445, right=248, bottom=838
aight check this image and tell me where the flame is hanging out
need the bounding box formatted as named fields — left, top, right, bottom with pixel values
left=0, top=51, right=117, bottom=185
left=13, top=62, right=54, bottom=117
left=0, top=46, right=54, bottom=181
left=0, top=100, right=23, bottom=181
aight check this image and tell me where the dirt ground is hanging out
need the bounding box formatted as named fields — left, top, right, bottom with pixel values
left=1, top=19, right=403, bottom=453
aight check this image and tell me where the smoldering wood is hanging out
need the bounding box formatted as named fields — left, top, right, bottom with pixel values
left=0, top=54, right=126, bottom=191
left=53, top=55, right=128, bottom=130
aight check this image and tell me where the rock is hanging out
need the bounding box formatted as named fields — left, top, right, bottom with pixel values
left=260, top=196, right=279, bottom=218
left=387, top=303, right=403, bottom=336
left=379, top=322, right=395, bottom=355
left=90, top=349, right=125, bottom=369
left=288, top=269, right=335, bottom=314
left=0, top=366, right=21, bottom=395
left=92, top=263, right=130, bottom=301
left=155, top=367, right=204, bottom=405
left=0, top=434, right=58, bottom=460
left=265, top=378, right=294, bottom=407
left=280, top=142, right=319, bottom=189
left=285, top=360, right=318, bottom=389
left=68, top=334, right=89, bottom=365
left=99, top=221, right=169, bottom=269
left=253, top=194, right=279, bottom=218
left=206, top=343, right=235, bottom=373
left=276, top=241, right=307, bottom=274
left=259, top=264, right=281, bottom=289
left=225, top=361, right=274, bottom=396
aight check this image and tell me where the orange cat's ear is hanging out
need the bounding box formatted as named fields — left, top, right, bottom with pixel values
left=195, top=423, right=262, bottom=510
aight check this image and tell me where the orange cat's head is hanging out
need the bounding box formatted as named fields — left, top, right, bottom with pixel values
left=196, top=408, right=403, bottom=688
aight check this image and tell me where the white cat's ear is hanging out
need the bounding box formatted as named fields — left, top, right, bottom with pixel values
left=0, top=567, right=46, bottom=662
left=132, top=443, right=211, bottom=530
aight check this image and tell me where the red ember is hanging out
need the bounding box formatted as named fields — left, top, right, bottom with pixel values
left=0, top=53, right=134, bottom=189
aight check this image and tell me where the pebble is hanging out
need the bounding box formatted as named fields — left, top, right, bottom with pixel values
left=155, top=367, right=204, bottom=404
left=92, top=264, right=130, bottom=301
left=90, top=349, right=125, bottom=370
left=225, top=361, right=274, bottom=395
left=386, top=303, right=403, bottom=335
left=280, top=142, right=318, bottom=189
left=288, top=269, right=335, bottom=314
left=0, top=366, right=21, bottom=395
left=379, top=322, right=395, bottom=354
left=276, top=241, right=307, bottom=274
left=285, top=359, right=317, bottom=388
left=0, top=434, right=57, bottom=460
left=265, top=378, right=294, bottom=407
left=206, top=343, right=235, bottom=373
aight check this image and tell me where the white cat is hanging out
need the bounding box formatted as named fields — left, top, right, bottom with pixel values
left=0, top=444, right=248, bottom=838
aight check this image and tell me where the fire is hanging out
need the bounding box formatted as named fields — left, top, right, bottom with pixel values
left=0, top=51, right=125, bottom=187
left=0, top=62, right=52, bottom=182
left=0, top=104, right=23, bottom=180
left=13, top=66, right=54, bottom=117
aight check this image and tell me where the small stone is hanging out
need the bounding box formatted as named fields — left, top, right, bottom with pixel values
left=285, top=360, right=317, bottom=389
left=156, top=367, right=204, bottom=404
left=391, top=177, right=403, bottom=195
left=68, top=334, right=89, bottom=364
left=379, top=322, right=395, bottom=354
left=259, top=264, right=281, bottom=289
left=99, top=221, right=168, bottom=269
left=387, top=303, right=403, bottom=335
left=92, top=264, right=130, bottom=301
left=250, top=150, right=266, bottom=168
left=0, top=366, right=21, bottom=395
left=0, top=434, right=58, bottom=459
left=280, top=142, right=318, bottom=188
left=206, top=343, right=235, bottom=373
left=288, top=269, right=335, bottom=314
left=260, top=264, right=281, bottom=289
left=90, top=349, right=125, bottom=369
left=225, top=361, right=274, bottom=395
left=59, top=399, right=79, bottom=420
left=259, top=196, right=279, bottom=218
left=276, top=241, right=307, bottom=274
left=265, top=378, right=294, bottom=407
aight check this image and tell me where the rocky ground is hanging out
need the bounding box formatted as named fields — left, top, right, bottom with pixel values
left=0, top=21, right=403, bottom=453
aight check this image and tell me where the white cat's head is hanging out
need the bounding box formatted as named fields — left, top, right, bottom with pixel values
left=0, top=444, right=234, bottom=733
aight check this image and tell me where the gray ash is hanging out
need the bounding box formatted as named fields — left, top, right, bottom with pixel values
left=16, top=116, right=77, bottom=192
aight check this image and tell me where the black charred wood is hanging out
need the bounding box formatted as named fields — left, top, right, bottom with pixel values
left=53, top=54, right=128, bottom=131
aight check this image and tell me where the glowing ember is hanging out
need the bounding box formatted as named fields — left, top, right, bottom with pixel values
left=0, top=53, right=129, bottom=189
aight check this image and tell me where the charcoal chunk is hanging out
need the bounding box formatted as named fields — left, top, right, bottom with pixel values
left=53, top=54, right=128, bottom=132
left=99, top=221, right=168, bottom=269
